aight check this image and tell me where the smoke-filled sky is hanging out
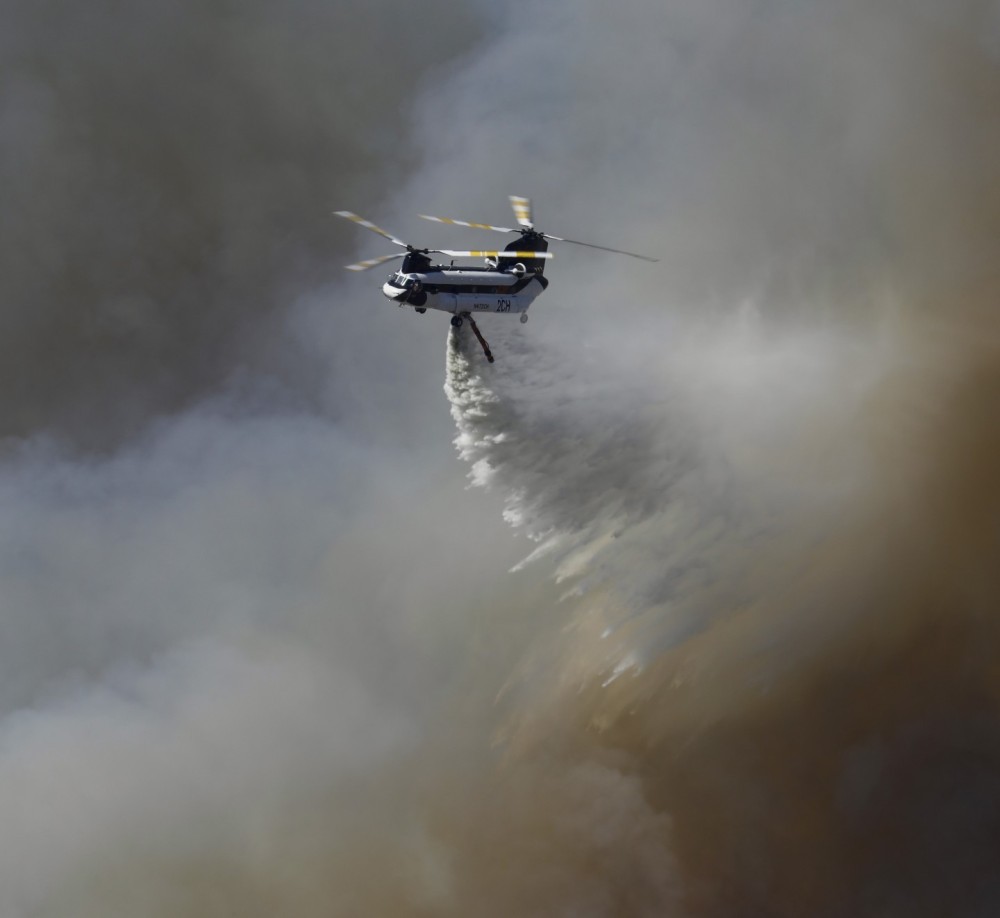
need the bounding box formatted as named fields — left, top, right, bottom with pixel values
left=2, top=1, right=1000, bottom=915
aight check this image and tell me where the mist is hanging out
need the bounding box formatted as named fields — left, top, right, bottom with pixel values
left=1, top=0, right=999, bottom=915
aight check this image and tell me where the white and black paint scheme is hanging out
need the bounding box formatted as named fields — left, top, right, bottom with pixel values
left=336, top=196, right=656, bottom=360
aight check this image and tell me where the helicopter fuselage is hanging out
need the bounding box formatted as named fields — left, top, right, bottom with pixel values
left=381, top=266, right=549, bottom=317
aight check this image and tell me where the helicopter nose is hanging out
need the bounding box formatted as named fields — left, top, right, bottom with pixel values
left=382, top=281, right=407, bottom=301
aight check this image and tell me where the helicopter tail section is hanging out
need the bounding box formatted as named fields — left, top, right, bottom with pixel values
left=500, top=234, right=549, bottom=276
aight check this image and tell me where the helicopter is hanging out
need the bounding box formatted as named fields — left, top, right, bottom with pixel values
left=335, top=196, right=656, bottom=362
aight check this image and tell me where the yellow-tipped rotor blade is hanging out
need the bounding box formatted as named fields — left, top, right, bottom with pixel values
left=509, top=195, right=533, bottom=228
left=419, top=214, right=517, bottom=234
left=344, top=253, right=404, bottom=272
left=438, top=250, right=553, bottom=259
left=333, top=211, right=409, bottom=248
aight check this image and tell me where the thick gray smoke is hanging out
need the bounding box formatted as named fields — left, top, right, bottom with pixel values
left=2, top=0, right=1000, bottom=915
left=0, top=0, right=480, bottom=448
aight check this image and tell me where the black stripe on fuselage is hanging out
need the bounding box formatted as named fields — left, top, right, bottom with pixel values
left=415, top=270, right=542, bottom=296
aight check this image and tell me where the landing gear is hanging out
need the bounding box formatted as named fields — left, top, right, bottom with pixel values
left=519, top=312, right=529, bottom=324
left=416, top=308, right=426, bottom=314
left=450, top=315, right=463, bottom=328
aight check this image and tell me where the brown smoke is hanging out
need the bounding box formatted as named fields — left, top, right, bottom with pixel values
left=3, top=1, right=1000, bottom=915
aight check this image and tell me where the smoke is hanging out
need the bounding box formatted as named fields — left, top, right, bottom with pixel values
left=2, top=0, right=1000, bottom=915
left=433, top=2, right=1000, bottom=913
left=0, top=0, right=482, bottom=449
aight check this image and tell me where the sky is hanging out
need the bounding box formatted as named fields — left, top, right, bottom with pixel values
left=1, top=1, right=1000, bottom=915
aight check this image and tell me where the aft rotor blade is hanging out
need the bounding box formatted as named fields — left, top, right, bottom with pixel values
left=333, top=211, right=409, bottom=248
left=509, top=195, right=534, bottom=228
left=543, top=234, right=658, bottom=262
left=418, top=214, right=517, bottom=234
left=344, top=252, right=405, bottom=272
left=436, top=249, right=553, bottom=259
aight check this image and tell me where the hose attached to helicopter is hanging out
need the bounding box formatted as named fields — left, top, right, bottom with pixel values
left=465, top=314, right=494, bottom=363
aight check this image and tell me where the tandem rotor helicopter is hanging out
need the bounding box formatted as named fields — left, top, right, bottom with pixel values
left=335, top=196, right=657, bottom=362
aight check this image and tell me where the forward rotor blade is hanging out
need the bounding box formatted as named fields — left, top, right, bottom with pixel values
left=436, top=249, right=553, bottom=259
left=509, top=195, right=534, bottom=228
left=419, top=214, right=517, bottom=234
left=543, top=234, right=658, bottom=262
left=344, top=252, right=405, bottom=272
left=333, top=211, right=409, bottom=248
